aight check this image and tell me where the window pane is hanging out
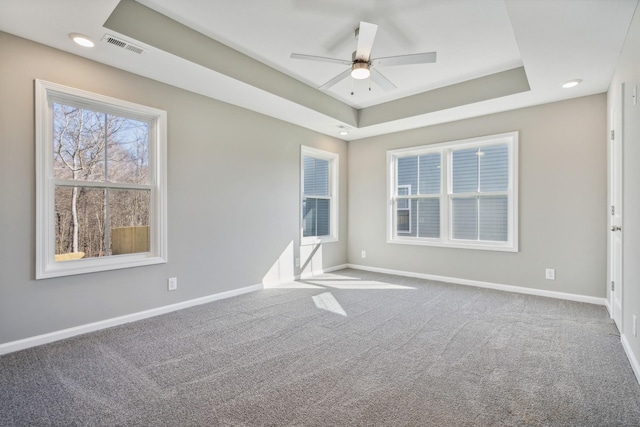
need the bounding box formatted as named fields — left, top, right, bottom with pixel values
left=302, top=198, right=315, bottom=237
left=303, top=157, right=329, bottom=196
left=479, top=144, right=508, bottom=192
left=452, top=197, right=478, bottom=240
left=397, top=198, right=409, bottom=210
left=452, top=148, right=478, bottom=193
left=302, top=197, right=330, bottom=237
left=479, top=195, right=508, bottom=241
left=397, top=156, right=417, bottom=195
left=303, top=157, right=316, bottom=195
left=316, top=198, right=330, bottom=236
left=397, top=208, right=411, bottom=234
left=53, top=104, right=150, bottom=186
left=53, top=104, right=106, bottom=182
left=109, top=189, right=151, bottom=254
left=417, top=198, right=440, bottom=238
left=54, top=186, right=106, bottom=260
left=418, top=153, right=441, bottom=195
left=107, top=118, right=150, bottom=185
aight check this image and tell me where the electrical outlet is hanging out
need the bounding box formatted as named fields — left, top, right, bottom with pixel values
left=545, top=269, right=555, bottom=280
left=295, top=258, right=300, bottom=267
left=634, top=315, right=638, bottom=338
left=168, top=277, right=177, bottom=291
left=361, top=250, right=366, bottom=258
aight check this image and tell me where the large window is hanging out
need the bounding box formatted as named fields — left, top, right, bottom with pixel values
left=36, top=80, right=167, bottom=279
left=388, top=132, right=518, bottom=251
left=301, top=146, right=338, bottom=244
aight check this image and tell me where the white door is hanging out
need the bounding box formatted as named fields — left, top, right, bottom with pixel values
left=609, top=97, right=623, bottom=331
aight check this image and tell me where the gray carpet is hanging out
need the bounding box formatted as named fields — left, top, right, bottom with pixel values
left=1, top=268, right=639, bottom=426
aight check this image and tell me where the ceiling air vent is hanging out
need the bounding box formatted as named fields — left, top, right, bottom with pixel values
left=102, top=34, right=145, bottom=55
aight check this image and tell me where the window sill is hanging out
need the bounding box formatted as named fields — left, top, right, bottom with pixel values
left=387, top=238, right=518, bottom=253
left=301, top=236, right=339, bottom=246
left=36, top=253, right=167, bottom=279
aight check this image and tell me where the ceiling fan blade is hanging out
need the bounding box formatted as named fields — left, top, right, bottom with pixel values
left=370, top=68, right=397, bottom=91
left=290, top=53, right=352, bottom=66
left=372, top=52, right=437, bottom=67
left=355, top=21, right=378, bottom=62
left=319, top=69, right=351, bottom=90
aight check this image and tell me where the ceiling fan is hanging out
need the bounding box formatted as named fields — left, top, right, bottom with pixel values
left=290, top=21, right=437, bottom=92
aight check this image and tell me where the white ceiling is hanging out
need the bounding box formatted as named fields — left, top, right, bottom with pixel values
left=0, top=0, right=637, bottom=140
left=136, top=0, right=523, bottom=109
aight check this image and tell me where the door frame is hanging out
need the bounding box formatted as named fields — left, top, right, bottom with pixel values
left=608, top=83, right=624, bottom=331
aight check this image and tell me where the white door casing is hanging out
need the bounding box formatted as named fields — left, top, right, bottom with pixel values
left=609, top=90, right=623, bottom=331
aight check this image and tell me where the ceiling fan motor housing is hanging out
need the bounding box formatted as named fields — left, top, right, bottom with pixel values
left=351, top=62, right=371, bottom=79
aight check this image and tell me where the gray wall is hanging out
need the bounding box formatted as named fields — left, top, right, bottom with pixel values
left=608, top=5, right=640, bottom=373
left=348, top=94, right=607, bottom=298
left=0, top=32, right=348, bottom=344
left=0, top=30, right=614, bottom=348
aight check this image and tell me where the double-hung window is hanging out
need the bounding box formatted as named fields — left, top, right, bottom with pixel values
left=36, top=80, right=167, bottom=279
left=388, top=132, right=518, bottom=251
left=301, top=146, right=338, bottom=244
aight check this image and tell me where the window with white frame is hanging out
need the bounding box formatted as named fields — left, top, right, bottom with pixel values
left=388, top=132, right=518, bottom=251
left=35, top=80, right=167, bottom=279
left=301, top=146, right=338, bottom=244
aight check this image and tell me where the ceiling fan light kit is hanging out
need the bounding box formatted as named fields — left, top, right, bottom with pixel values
left=291, top=21, right=437, bottom=92
left=351, top=62, right=371, bottom=79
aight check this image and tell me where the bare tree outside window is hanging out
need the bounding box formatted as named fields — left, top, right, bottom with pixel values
left=52, top=103, right=150, bottom=260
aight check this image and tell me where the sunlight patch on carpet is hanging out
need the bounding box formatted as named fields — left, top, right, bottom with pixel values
left=312, top=292, right=347, bottom=316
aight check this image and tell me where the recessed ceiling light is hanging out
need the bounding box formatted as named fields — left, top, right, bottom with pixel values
left=69, top=33, right=94, bottom=48
left=339, top=130, right=349, bottom=136
left=562, top=79, right=582, bottom=89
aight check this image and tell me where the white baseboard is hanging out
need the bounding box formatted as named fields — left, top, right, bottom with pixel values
left=0, top=283, right=263, bottom=356
left=323, top=264, right=349, bottom=273
left=621, top=334, right=640, bottom=385
left=297, top=264, right=349, bottom=281
left=347, top=264, right=607, bottom=306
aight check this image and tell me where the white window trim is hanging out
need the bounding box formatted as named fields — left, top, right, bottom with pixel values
left=387, top=132, right=518, bottom=252
left=35, top=79, right=168, bottom=279
left=301, top=146, right=339, bottom=245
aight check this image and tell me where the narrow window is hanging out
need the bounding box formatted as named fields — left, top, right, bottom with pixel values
left=301, top=146, right=338, bottom=244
